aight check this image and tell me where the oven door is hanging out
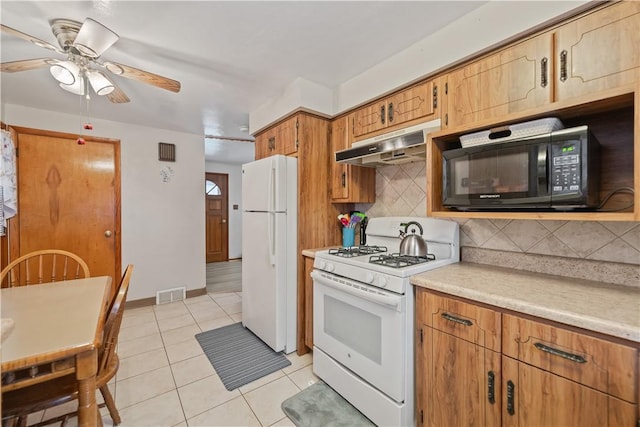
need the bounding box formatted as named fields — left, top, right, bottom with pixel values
left=311, top=269, right=406, bottom=402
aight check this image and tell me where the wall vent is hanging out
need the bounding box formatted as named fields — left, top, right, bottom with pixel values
left=158, top=142, right=176, bottom=162
left=156, top=286, right=186, bottom=305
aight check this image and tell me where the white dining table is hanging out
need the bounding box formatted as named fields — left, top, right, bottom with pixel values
left=1, top=276, right=112, bottom=427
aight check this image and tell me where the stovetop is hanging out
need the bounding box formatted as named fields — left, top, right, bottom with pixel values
left=328, top=245, right=387, bottom=258
left=313, top=217, right=460, bottom=294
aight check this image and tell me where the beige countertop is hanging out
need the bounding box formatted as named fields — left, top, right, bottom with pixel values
left=302, top=246, right=338, bottom=258
left=410, top=263, right=640, bottom=343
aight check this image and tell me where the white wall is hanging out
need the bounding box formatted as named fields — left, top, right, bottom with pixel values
left=205, top=161, right=243, bottom=259
left=250, top=0, right=590, bottom=132
left=4, top=104, right=206, bottom=302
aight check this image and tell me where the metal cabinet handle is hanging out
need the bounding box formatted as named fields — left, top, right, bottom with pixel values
left=506, top=380, right=515, bottom=415
left=104, top=230, right=113, bottom=238
left=487, top=371, right=495, bottom=404
left=388, top=102, right=394, bottom=123
left=341, top=172, right=346, bottom=187
left=559, top=50, right=568, bottom=82
left=380, top=105, right=386, bottom=125
left=534, top=342, right=587, bottom=364
left=441, top=312, right=473, bottom=327
left=540, top=57, right=548, bottom=88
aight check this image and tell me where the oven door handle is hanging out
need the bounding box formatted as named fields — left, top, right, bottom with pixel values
left=311, top=270, right=403, bottom=311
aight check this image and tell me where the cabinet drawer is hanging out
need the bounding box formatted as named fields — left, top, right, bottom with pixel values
left=418, top=290, right=501, bottom=352
left=502, top=314, right=637, bottom=403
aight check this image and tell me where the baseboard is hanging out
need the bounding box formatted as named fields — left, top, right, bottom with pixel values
left=124, top=287, right=208, bottom=309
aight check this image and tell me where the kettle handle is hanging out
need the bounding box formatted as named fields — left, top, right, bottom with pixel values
left=401, top=221, right=424, bottom=236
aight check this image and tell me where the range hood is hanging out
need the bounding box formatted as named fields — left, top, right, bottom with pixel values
left=336, top=119, right=441, bottom=167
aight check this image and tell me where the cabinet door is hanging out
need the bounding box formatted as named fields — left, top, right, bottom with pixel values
left=253, top=132, right=270, bottom=160
left=277, top=116, right=298, bottom=156
left=352, top=99, right=387, bottom=138
left=330, top=115, right=375, bottom=203
left=418, top=326, right=501, bottom=427
left=448, top=32, right=553, bottom=128
left=555, top=1, right=640, bottom=101
left=331, top=115, right=351, bottom=200
left=502, top=356, right=637, bottom=427
left=386, top=80, right=435, bottom=128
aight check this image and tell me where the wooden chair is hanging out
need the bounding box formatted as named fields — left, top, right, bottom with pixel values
left=1, top=265, right=134, bottom=427
left=0, top=249, right=90, bottom=287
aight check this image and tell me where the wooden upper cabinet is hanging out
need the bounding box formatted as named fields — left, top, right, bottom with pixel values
left=330, top=115, right=375, bottom=203
left=253, top=116, right=298, bottom=160
left=447, top=32, right=553, bottom=128
left=555, top=1, right=640, bottom=101
left=277, top=116, right=298, bottom=156
left=253, top=131, right=271, bottom=160
left=352, top=80, right=436, bottom=138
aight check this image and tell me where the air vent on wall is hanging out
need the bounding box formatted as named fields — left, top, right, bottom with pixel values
left=158, top=142, right=176, bottom=162
left=156, top=286, right=186, bottom=304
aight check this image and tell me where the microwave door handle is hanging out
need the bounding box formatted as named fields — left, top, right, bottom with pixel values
left=537, top=145, right=548, bottom=196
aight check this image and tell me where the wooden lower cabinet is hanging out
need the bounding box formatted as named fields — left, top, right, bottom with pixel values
left=416, top=289, right=501, bottom=426
left=415, top=288, right=639, bottom=427
left=502, top=356, right=637, bottom=427
left=419, top=327, right=501, bottom=426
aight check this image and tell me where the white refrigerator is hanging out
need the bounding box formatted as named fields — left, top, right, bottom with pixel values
left=241, top=155, right=297, bottom=354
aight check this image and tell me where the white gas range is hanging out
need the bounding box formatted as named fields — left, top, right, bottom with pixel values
left=312, top=217, right=459, bottom=427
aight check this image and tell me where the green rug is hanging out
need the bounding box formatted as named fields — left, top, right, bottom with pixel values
left=281, top=382, right=376, bottom=427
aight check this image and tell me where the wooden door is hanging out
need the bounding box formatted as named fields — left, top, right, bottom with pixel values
left=330, top=115, right=375, bottom=203
left=502, top=356, right=636, bottom=427
left=385, top=80, right=434, bottom=128
left=447, top=32, right=553, bottom=128
left=277, top=116, right=298, bottom=156
left=352, top=98, right=388, bottom=138
left=331, top=116, right=350, bottom=200
left=554, top=1, right=640, bottom=101
left=10, top=127, right=120, bottom=291
left=205, top=172, right=228, bottom=263
left=420, top=327, right=502, bottom=426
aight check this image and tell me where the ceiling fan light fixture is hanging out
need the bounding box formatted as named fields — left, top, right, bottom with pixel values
left=49, top=60, right=79, bottom=85
left=88, top=70, right=114, bottom=95
left=72, top=18, right=119, bottom=58
left=59, top=75, right=85, bottom=95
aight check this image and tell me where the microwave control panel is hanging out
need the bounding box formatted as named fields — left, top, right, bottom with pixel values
left=551, top=142, right=581, bottom=194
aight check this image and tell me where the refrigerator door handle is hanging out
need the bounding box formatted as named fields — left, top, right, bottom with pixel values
left=268, top=158, right=275, bottom=212
left=268, top=212, right=276, bottom=266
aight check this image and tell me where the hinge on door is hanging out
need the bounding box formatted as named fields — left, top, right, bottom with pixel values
left=295, top=118, right=299, bottom=149
left=445, top=113, right=448, bottom=126
left=445, top=82, right=448, bottom=95
left=432, top=86, right=438, bottom=109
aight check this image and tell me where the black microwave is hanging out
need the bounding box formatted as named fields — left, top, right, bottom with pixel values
left=442, top=125, right=600, bottom=210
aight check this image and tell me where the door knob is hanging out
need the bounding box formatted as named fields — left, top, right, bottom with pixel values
left=104, top=230, right=113, bottom=237
left=222, top=219, right=227, bottom=224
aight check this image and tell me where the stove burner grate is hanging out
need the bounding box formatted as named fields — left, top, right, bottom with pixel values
left=368, top=253, right=436, bottom=268
left=329, top=245, right=388, bottom=258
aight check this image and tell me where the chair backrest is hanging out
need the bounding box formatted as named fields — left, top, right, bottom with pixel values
left=0, top=249, right=90, bottom=287
left=98, top=264, right=133, bottom=375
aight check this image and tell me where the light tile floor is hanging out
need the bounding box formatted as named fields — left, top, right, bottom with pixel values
left=28, top=291, right=319, bottom=427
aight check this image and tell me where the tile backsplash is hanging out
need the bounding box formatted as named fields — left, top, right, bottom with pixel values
left=355, top=162, right=640, bottom=268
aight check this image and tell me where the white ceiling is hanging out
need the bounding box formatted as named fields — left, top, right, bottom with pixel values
left=1, top=1, right=486, bottom=164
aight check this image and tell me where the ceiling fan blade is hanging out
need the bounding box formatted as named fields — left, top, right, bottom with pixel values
left=106, top=84, right=130, bottom=103
left=1, top=24, right=62, bottom=52
left=1, top=58, right=57, bottom=73
left=72, top=18, right=119, bottom=58
left=103, top=61, right=181, bottom=93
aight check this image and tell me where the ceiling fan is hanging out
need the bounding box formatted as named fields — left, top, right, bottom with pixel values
left=1, top=18, right=181, bottom=103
